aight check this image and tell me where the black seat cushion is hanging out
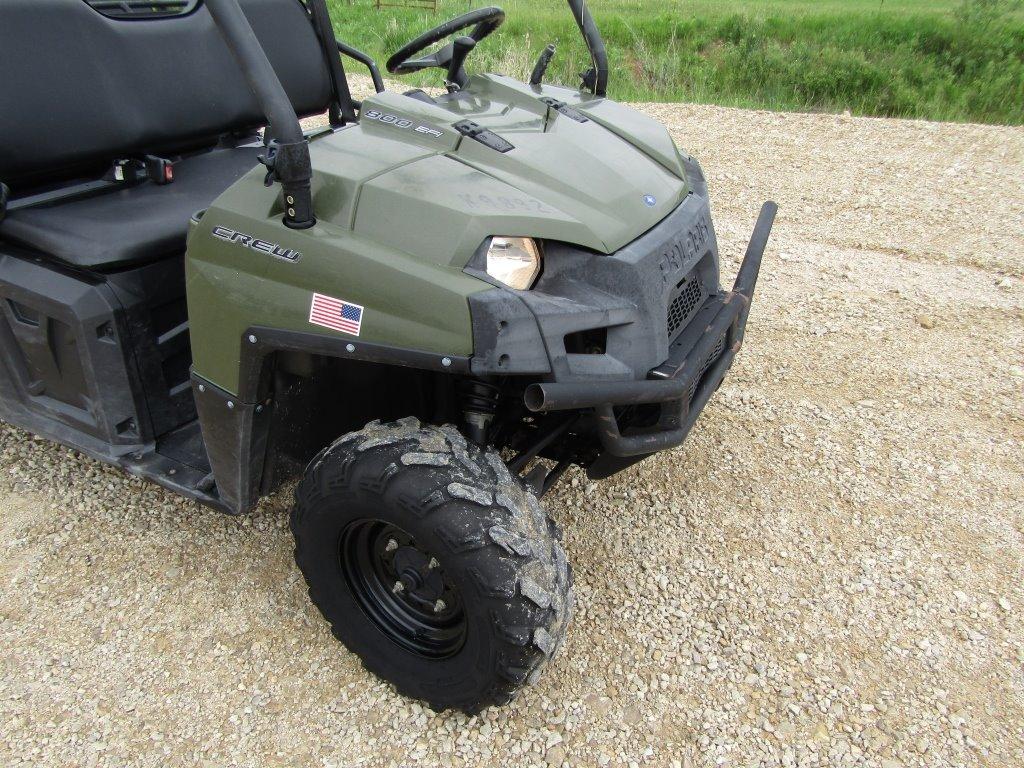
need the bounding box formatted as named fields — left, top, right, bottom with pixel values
left=0, top=146, right=262, bottom=270
left=0, top=0, right=331, bottom=190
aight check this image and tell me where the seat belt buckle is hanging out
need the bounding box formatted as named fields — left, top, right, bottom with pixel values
left=111, top=159, right=146, bottom=184
left=144, top=155, right=175, bottom=185
left=109, top=157, right=174, bottom=185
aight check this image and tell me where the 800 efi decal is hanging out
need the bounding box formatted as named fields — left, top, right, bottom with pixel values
left=363, top=109, right=444, bottom=138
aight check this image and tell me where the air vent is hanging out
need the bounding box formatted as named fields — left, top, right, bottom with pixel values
left=84, top=0, right=199, bottom=19
left=666, top=278, right=704, bottom=341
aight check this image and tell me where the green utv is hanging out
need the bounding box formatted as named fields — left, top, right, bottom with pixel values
left=0, top=0, right=775, bottom=712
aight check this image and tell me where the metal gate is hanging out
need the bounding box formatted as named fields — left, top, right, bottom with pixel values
left=375, top=0, right=437, bottom=10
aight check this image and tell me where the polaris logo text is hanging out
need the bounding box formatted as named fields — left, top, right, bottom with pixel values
left=657, top=215, right=711, bottom=285
left=211, top=226, right=301, bottom=263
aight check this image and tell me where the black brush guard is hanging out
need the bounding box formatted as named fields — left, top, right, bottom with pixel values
left=524, top=202, right=777, bottom=458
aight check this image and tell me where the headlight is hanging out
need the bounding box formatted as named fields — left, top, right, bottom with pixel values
left=486, top=237, right=541, bottom=290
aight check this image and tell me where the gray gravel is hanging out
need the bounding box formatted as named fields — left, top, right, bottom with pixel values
left=2, top=78, right=1022, bottom=767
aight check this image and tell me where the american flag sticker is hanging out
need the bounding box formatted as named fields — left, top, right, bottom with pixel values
left=308, top=292, right=364, bottom=336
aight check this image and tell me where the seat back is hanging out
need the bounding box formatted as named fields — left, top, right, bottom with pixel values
left=0, top=0, right=332, bottom=190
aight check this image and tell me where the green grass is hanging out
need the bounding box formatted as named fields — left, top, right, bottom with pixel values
left=326, top=0, right=1024, bottom=124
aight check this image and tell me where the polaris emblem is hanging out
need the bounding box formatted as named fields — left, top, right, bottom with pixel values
left=211, top=225, right=301, bottom=263
left=643, top=195, right=657, bottom=207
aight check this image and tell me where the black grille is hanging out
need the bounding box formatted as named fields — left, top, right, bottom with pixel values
left=688, top=335, right=726, bottom=402
left=667, top=278, right=704, bottom=340
left=84, top=0, right=198, bottom=19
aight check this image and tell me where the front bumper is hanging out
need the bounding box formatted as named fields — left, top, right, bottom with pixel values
left=524, top=202, right=777, bottom=458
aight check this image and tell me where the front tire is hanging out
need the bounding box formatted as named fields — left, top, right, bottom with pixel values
left=291, top=418, right=572, bottom=714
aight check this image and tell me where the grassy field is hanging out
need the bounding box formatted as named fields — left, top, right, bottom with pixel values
left=326, top=0, right=1024, bottom=124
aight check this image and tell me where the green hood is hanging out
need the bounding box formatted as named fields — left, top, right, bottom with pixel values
left=186, top=76, right=695, bottom=394
left=307, top=75, right=689, bottom=266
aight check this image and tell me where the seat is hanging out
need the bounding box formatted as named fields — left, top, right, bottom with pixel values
left=0, top=146, right=263, bottom=270
left=0, top=0, right=336, bottom=270
left=0, top=0, right=331, bottom=190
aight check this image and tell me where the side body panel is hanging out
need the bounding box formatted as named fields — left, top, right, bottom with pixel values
left=185, top=169, right=488, bottom=396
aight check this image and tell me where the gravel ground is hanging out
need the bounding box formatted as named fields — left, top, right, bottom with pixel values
left=1, top=77, right=1022, bottom=767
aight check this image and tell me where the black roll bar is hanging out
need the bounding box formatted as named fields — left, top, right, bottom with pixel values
left=566, top=0, right=608, bottom=97
left=306, top=0, right=357, bottom=126
left=339, top=40, right=385, bottom=94
left=205, top=0, right=315, bottom=229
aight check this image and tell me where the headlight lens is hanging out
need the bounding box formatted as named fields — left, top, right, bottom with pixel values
left=486, top=237, right=541, bottom=290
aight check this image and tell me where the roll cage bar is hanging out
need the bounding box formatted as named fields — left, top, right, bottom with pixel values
left=205, top=0, right=609, bottom=230
left=567, top=0, right=609, bottom=98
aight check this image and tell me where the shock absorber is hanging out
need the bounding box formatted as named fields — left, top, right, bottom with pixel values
left=459, top=379, right=500, bottom=447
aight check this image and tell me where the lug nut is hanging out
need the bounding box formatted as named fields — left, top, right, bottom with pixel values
left=392, top=581, right=404, bottom=594
left=385, top=539, right=398, bottom=552
left=433, top=599, right=446, bottom=613
left=427, top=557, right=439, bottom=570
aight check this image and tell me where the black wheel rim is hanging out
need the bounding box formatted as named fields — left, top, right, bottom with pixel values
left=340, top=519, right=467, bottom=658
